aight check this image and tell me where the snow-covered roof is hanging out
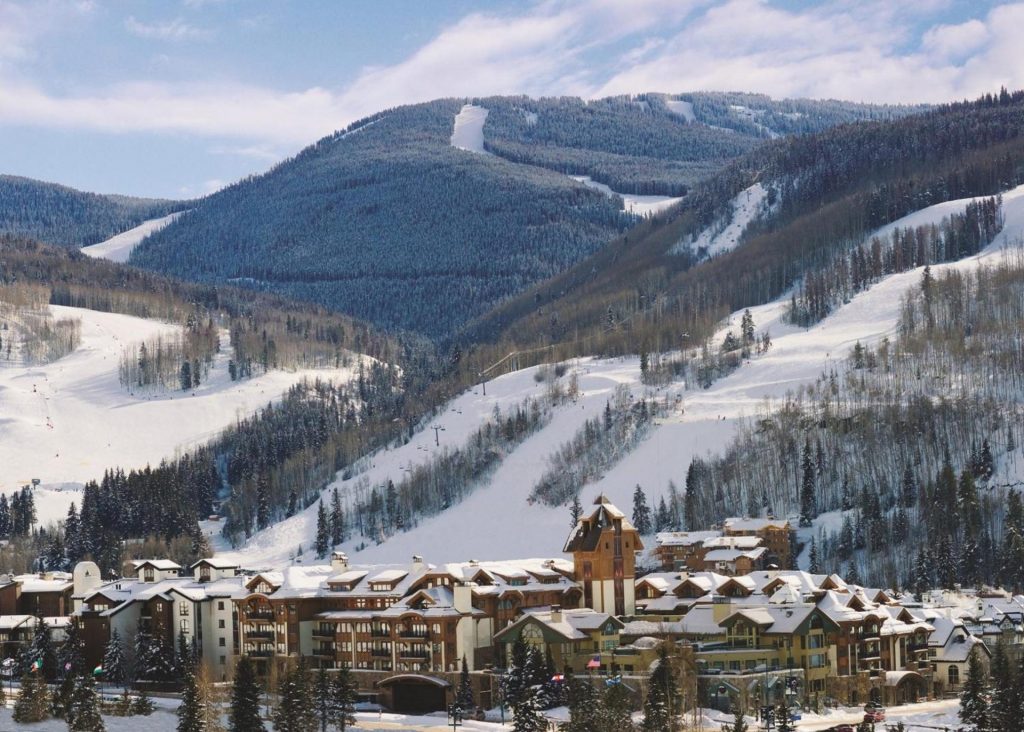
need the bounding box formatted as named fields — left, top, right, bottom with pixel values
left=723, top=517, right=790, bottom=532
left=131, top=559, right=181, bottom=570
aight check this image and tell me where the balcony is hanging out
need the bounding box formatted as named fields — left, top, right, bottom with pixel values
left=246, top=609, right=275, bottom=620
left=313, top=646, right=335, bottom=657
left=908, top=642, right=929, bottom=653
left=858, top=645, right=881, bottom=660
left=370, top=629, right=391, bottom=638
left=399, top=650, right=430, bottom=661
left=246, top=630, right=274, bottom=640
left=371, top=647, right=391, bottom=658
left=312, top=628, right=336, bottom=639
left=398, top=629, right=430, bottom=640
left=248, top=649, right=274, bottom=658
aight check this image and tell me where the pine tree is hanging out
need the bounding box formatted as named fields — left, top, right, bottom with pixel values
left=988, top=639, right=1020, bottom=732
left=799, top=438, right=815, bottom=527
left=274, top=662, right=317, bottom=732
left=632, top=485, right=652, bottom=535
left=727, top=707, right=749, bottom=732
left=102, top=630, right=126, bottom=686
left=642, top=645, right=681, bottom=732
left=655, top=496, right=671, bottom=532
left=20, top=614, right=57, bottom=680
left=504, top=636, right=530, bottom=707
left=775, top=704, right=794, bottom=732
left=329, top=665, right=357, bottom=732
left=132, top=687, right=156, bottom=716
left=511, top=688, right=546, bottom=732
left=313, top=667, right=332, bottom=732
left=959, top=648, right=991, bottom=732
left=569, top=494, right=582, bottom=528
left=229, top=656, right=265, bottom=732
left=177, top=664, right=206, bottom=732
left=329, top=487, right=344, bottom=546
left=808, top=537, right=821, bottom=574
left=562, top=675, right=601, bottom=732
left=598, top=680, right=634, bottom=732
left=913, top=546, right=932, bottom=599
left=456, top=656, right=475, bottom=713
left=315, top=500, right=330, bottom=558
left=67, top=672, right=106, bottom=732
left=13, top=671, right=50, bottom=722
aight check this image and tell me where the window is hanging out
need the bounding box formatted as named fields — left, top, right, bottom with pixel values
left=219, top=637, right=226, bottom=647
left=948, top=666, right=960, bottom=685
left=218, top=619, right=225, bottom=629
left=180, top=620, right=190, bottom=633
left=180, top=604, right=190, bottom=616
left=218, top=601, right=225, bottom=611
left=219, top=655, right=226, bottom=665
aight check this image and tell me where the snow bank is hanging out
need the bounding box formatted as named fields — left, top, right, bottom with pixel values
left=81, top=212, right=183, bottom=263
left=570, top=175, right=682, bottom=217
left=672, top=182, right=770, bottom=257
left=0, top=306, right=362, bottom=524
left=450, top=104, right=490, bottom=154
left=665, top=99, right=696, bottom=122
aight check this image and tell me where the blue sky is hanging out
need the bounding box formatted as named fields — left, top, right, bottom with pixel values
left=0, top=0, right=1019, bottom=199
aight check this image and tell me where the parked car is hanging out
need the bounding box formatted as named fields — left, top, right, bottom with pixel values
left=863, top=707, right=886, bottom=723
left=825, top=726, right=854, bottom=732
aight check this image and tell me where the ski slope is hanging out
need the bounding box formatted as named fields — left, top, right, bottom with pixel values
left=81, top=212, right=183, bottom=263
left=570, top=175, right=683, bottom=217
left=450, top=104, right=490, bottom=153
left=0, top=305, right=363, bottom=525
left=671, top=182, right=769, bottom=256
left=219, top=184, right=1024, bottom=570
left=665, top=99, right=696, bottom=122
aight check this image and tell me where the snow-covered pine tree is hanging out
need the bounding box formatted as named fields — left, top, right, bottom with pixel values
left=314, top=667, right=332, bottom=732
left=330, top=665, right=357, bottom=731
left=13, top=671, right=50, bottom=722
left=632, top=485, right=652, bottom=535
left=655, top=496, right=671, bottom=532
left=597, top=680, right=634, bottom=732
left=229, top=656, right=265, bottom=732
left=273, top=662, right=317, bottom=732
left=960, top=647, right=991, bottom=731
left=563, top=675, right=601, bottom=732
left=315, top=500, right=330, bottom=558
left=67, top=672, right=106, bottom=732
left=642, top=644, right=681, bottom=732
left=775, top=704, right=794, bottom=732
left=20, top=615, right=57, bottom=680
left=176, top=664, right=205, bottom=732
left=511, top=688, right=546, bottom=732
left=457, top=656, right=475, bottom=713
left=102, top=629, right=126, bottom=686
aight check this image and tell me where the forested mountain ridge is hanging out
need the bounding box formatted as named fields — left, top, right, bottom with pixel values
left=126, top=93, right=917, bottom=340
left=0, top=175, right=186, bottom=249
left=459, top=90, right=1024, bottom=370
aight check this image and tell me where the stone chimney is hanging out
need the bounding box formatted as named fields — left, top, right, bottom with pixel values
left=550, top=605, right=562, bottom=623
left=412, top=555, right=426, bottom=574
left=330, top=552, right=349, bottom=572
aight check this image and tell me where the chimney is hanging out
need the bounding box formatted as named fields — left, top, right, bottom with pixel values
left=550, top=605, right=562, bottom=623
left=412, top=555, right=425, bottom=573
left=712, top=595, right=734, bottom=624
left=454, top=581, right=475, bottom=613
left=330, top=552, right=348, bottom=572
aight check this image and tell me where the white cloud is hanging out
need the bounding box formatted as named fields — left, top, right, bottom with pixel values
left=0, top=0, right=1022, bottom=154
left=124, top=16, right=210, bottom=41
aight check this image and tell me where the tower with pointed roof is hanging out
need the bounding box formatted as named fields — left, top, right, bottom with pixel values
left=563, top=494, right=643, bottom=616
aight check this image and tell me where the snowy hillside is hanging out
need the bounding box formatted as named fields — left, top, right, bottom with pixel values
left=670, top=182, right=770, bottom=256
left=0, top=305, right=363, bottom=524
left=217, top=184, right=1024, bottom=570
left=81, top=212, right=183, bottom=262
left=450, top=104, right=490, bottom=153
left=570, top=175, right=683, bottom=217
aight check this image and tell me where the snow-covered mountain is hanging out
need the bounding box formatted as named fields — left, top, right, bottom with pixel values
left=214, top=182, right=1024, bottom=569
left=0, top=305, right=364, bottom=524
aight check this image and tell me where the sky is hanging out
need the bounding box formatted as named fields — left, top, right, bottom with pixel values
left=0, top=0, right=1021, bottom=199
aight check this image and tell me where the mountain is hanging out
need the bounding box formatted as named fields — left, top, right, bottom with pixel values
left=0, top=175, right=185, bottom=249
left=126, top=93, right=920, bottom=340
left=462, top=91, right=1024, bottom=359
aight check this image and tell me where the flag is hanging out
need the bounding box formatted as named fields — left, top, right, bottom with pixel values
left=586, top=656, right=601, bottom=669
left=551, top=673, right=565, bottom=683
left=93, top=665, right=103, bottom=676
left=32, top=659, right=42, bottom=671
left=64, top=662, right=72, bottom=671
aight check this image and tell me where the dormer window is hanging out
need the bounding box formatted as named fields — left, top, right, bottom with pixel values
left=144, top=568, right=155, bottom=582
